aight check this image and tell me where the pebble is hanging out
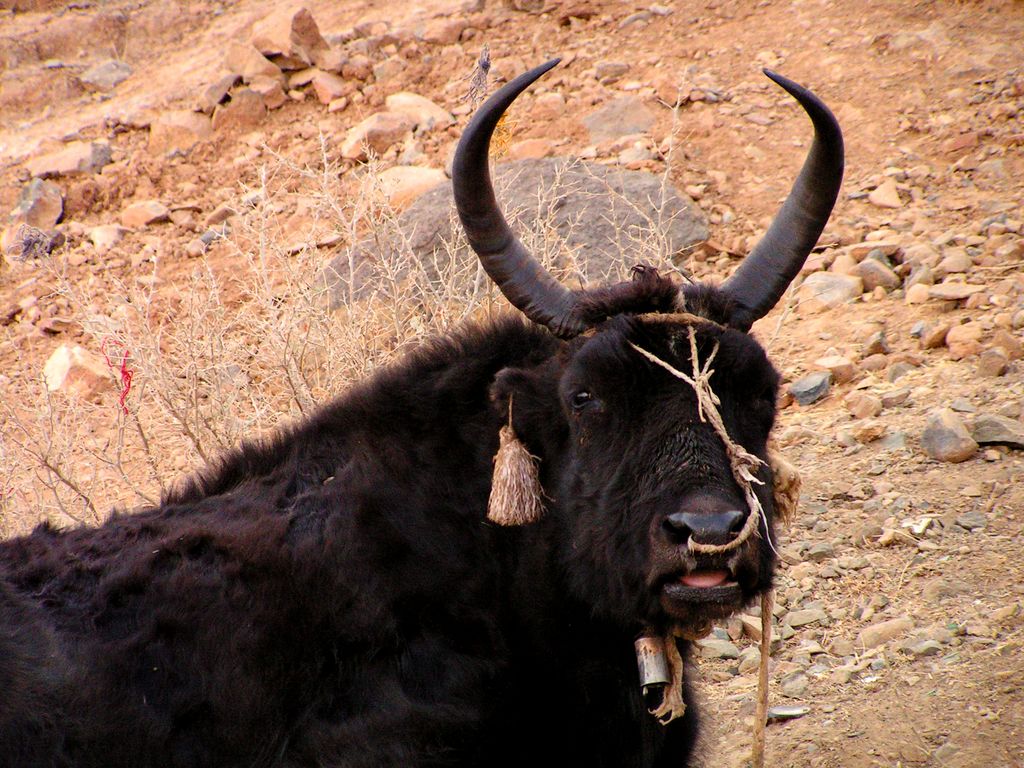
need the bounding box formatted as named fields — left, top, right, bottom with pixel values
left=920, top=323, right=950, bottom=349
left=784, top=608, right=828, bottom=627
left=921, top=408, right=977, bottom=462
left=225, top=41, right=284, bottom=82
left=24, top=141, right=112, bottom=178
left=857, top=616, right=914, bottom=650
left=212, top=89, right=267, bottom=131
left=148, top=110, right=213, bottom=155
left=384, top=92, right=453, bottom=130
left=696, top=637, right=740, bottom=659
left=905, top=283, right=930, bottom=303
left=863, top=330, right=890, bottom=356
left=42, top=344, right=110, bottom=400
left=797, top=272, right=863, bottom=310
left=977, top=348, right=1009, bottom=377
left=815, top=355, right=856, bottom=384
left=9, top=178, right=63, bottom=230
left=582, top=96, right=655, bottom=142
left=121, top=200, right=170, bottom=228
left=79, top=59, right=132, bottom=92
left=929, top=283, right=985, bottom=301
left=789, top=371, right=831, bottom=406
left=970, top=414, right=1024, bottom=449
left=945, top=321, right=983, bottom=359
left=779, top=671, right=809, bottom=698
left=340, top=112, right=415, bottom=160
left=955, top=511, right=987, bottom=530
left=868, top=178, right=902, bottom=208
left=857, top=259, right=900, bottom=291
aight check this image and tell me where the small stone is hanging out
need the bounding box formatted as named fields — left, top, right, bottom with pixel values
left=937, top=248, right=973, bottom=274
left=805, top=543, right=835, bottom=562
left=977, top=348, right=1009, bottom=377
left=375, top=166, right=446, bottom=209
left=779, top=671, right=809, bottom=698
left=197, top=74, right=240, bottom=113
left=814, top=354, right=856, bottom=384
left=384, top=92, right=454, bottom=130
left=225, top=41, right=284, bottom=82
left=43, top=344, right=110, bottom=401
left=857, top=616, right=914, bottom=650
left=868, top=178, right=903, bottom=208
left=946, top=321, right=984, bottom=359
left=846, top=392, right=883, bottom=419
left=992, top=330, right=1023, bottom=360
left=89, top=224, right=126, bottom=251
left=340, top=112, right=415, bottom=160
left=148, top=110, right=213, bottom=155
left=79, top=59, right=132, bottom=92
left=971, top=413, right=1024, bottom=449
left=250, top=6, right=329, bottom=66
left=120, top=200, right=170, bottom=228
left=905, top=283, right=931, bottom=304
left=421, top=17, right=466, bottom=44
left=696, top=637, right=740, bottom=659
left=248, top=75, right=287, bottom=109
left=24, top=141, right=112, bottom=178
left=928, top=283, right=985, bottom=301
left=860, top=353, right=888, bottom=371
left=857, top=259, right=900, bottom=291
left=785, top=608, right=828, bottom=627
left=880, top=388, right=910, bottom=408
left=921, top=408, right=977, bottom=463
left=373, top=56, right=406, bottom=82
left=863, top=330, right=890, bottom=356
left=342, top=54, right=372, bottom=81
left=852, top=419, right=886, bottom=443
left=789, top=371, right=831, bottom=406
left=797, top=272, right=863, bottom=310
left=310, top=70, right=353, bottom=105
left=212, top=89, right=267, bottom=131
left=921, top=323, right=950, bottom=349
left=887, top=361, right=914, bottom=382
left=9, top=178, right=63, bottom=229
left=956, top=510, right=987, bottom=530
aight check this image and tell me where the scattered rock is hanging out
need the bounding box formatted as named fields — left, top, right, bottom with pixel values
left=9, top=179, right=63, bottom=229
left=120, top=200, right=170, bottom=228
left=79, top=59, right=132, bottom=92
left=212, top=89, right=267, bottom=131
left=785, top=608, right=828, bottom=627
left=789, top=371, right=831, bottom=406
left=868, top=178, right=902, bottom=208
left=198, top=74, right=241, bottom=113
left=421, top=17, right=467, bottom=45
left=250, top=6, right=329, bottom=67
left=815, top=354, right=856, bottom=384
left=846, top=392, right=882, bottom=419
left=945, top=321, right=983, bottom=359
left=971, top=413, right=1024, bottom=449
left=921, top=408, right=978, bottom=462
left=797, top=273, right=863, bottom=310
left=921, top=323, right=950, bottom=349
left=779, top=671, right=809, bottom=698
left=905, top=283, right=930, bottom=304
left=696, top=637, right=740, bottom=659
left=857, top=259, right=900, bottom=291
left=582, top=96, right=655, bottom=142
left=852, top=419, right=886, bottom=443
left=977, top=348, right=1008, bottom=377
left=955, top=510, right=987, bottom=530
left=25, top=141, right=112, bottom=178
left=225, top=41, right=284, bottom=82
left=929, top=283, right=985, bottom=301
left=376, top=166, right=446, bottom=208
left=148, top=110, right=213, bottom=155
left=508, top=138, right=556, bottom=160
left=857, top=616, right=913, bottom=650
left=863, top=330, right=890, bottom=356
left=43, top=344, right=110, bottom=401
left=384, top=92, right=454, bottom=130
left=340, top=112, right=415, bottom=160
left=249, top=75, right=287, bottom=109
left=310, top=70, right=353, bottom=104
left=89, top=224, right=126, bottom=252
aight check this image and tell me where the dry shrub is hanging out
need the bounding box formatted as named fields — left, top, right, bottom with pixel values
left=1, top=140, right=694, bottom=534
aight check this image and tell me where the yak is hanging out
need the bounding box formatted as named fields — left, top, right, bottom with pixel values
left=0, top=60, right=843, bottom=767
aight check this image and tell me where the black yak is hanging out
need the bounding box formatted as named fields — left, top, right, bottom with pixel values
left=0, top=59, right=843, bottom=767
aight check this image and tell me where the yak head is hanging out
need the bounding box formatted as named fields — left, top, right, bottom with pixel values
left=452, top=60, right=843, bottom=633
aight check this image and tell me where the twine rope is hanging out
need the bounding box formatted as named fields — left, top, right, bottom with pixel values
left=627, top=326, right=776, bottom=556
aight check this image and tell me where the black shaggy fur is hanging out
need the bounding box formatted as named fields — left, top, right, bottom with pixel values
left=0, top=273, right=781, bottom=768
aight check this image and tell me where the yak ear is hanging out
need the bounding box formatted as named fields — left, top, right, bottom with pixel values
left=490, top=362, right=566, bottom=454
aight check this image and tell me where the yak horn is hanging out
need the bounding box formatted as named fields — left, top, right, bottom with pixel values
left=721, top=71, right=844, bottom=332
left=452, top=59, right=587, bottom=339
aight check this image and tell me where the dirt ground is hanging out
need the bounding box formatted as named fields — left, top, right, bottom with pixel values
left=1, top=1, right=1023, bottom=766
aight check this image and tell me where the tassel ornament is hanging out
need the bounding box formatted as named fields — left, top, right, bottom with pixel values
left=487, top=424, right=544, bottom=526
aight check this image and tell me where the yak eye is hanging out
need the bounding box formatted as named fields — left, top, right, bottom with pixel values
left=570, top=390, right=594, bottom=410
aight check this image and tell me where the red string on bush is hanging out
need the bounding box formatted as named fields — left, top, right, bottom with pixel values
left=101, top=338, right=134, bottom=415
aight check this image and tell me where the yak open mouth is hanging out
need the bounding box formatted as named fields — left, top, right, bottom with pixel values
left=658, top=568, right=743, bottom=615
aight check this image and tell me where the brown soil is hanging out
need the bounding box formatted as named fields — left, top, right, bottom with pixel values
left=2, top=1, right=1023, bottom=766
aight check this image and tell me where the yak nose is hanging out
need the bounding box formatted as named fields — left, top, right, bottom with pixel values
left=663, top=509, right=746, bottom=547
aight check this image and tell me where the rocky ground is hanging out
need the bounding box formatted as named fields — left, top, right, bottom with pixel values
left=1, top=0, right=1023, bottom=766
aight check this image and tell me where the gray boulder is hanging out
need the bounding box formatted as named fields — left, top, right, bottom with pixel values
left=325, top=157, right=707, bottom=308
